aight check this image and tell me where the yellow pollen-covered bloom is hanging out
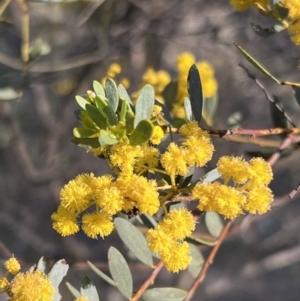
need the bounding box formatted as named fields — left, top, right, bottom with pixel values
left=288, top=20, right=300, bottom=45
left=192, top=182, right=247, bottom=219
left=0, top=277, right=9, bottom=289
left=182, top=135, right=214, bottom=167
left=147, top=226, right=173, bottom=254
left=159, top=208, right=196, bottom=240
left=248, top=157, right=273, bottom=185
left=120, top=77, right=130, bottom=89
left=106, top=63, right=121, bottom=78
left=135, top=145, right=159, bottom=174
left=161, top=143, right=189, bottom=177
left=244, top=185, right=273, bottom=214
left=81, top=212, right=114, bottom=239
left=60, top=173, right=95, bottom=212
left=116, top=173, right=160, bottom=215
left=4, top=256, right=21, bottom=275
left=282, top=0, right=300, bottom=20
left=151, top=126, right=165, bottom=145
left=10, top=270, right=55, bottom=301
left=93, top=175, right=123, bottom=215
left=161, top=241, right=192, bottom=273
left=217, top=156, right=250, bottom=184
left=51, top=206, right=80, bottom=236
left=110, top=143, right=143, bottom=172
left=179, top=121, right=210, bottom=139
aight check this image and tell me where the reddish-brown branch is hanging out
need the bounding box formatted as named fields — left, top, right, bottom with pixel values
left=185, top=221, right=231, bottom=301
left=131, top=261, right=164, bottom=301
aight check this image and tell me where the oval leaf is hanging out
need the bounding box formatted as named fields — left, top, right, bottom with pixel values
left=73, top=127, right=98, bottom=138
left=93, top=81, right=105, bottom=98
left=80, top=276, right=100, bottom=301
left=76, top=95, right=90, bottom=110
left=118, top=84, right=133, bottom=105
left=105, top=78, right=119, bottom=112
left=99, top=130, right=118, bottom=145
left=48, top=259, right=69, bottom=301
left=143, top=288, right=188, bottom=301
left=201, top=168, right=221, bottom=183
left=134, top=85, right=155, bottom=128
left=184, top=97, right=193, bottom=121
left=114, top=217, right=153, bottom=267
left=205, top=212, right=224, bottom=238
left=108, top=247, right=133, bottom=299
left=187, top=64, right=203, bottom=124
left=129, top=119, right=153, bottom=145
left=87, top=261, right=116, bottom=287
left=86, top=104, right=107, bottom=129
left=139, top=214, right=158, bottom=229
left=36, top=257, right=51, bottom=274
left=66, top=282, right=81, bottom=298
left=187, top=244, right=205, bottom=278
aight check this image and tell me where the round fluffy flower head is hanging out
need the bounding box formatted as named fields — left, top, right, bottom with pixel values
left=0, top=277, right=9, bottom=289
left=244, top=185, right=273, bottom=214
left=110, top=143, right=143, bottom=172
left=161, top=241, right=192, bottom=273
left=60, top=173, right=95, bottom=212
left=217, top=156, right=250, bottom=184
left=94, top=175, right=123, bottom=215
left=116, top=173, right=160, bottom=215
left=147, top=226, right=173, bottom=254
left=51, top=206, right=79, bottom=236
left=182, top=135, right=214, bottom=167
left=150, top=126, right=165, bottom=145
left=248, top=157, right=273, bottom=186
left=159, top=208, right=196, bottom=240
left=9, top=270, right=55, bottom=301
left=81, top=212, right=114, bottom=239
left=161, top=143, right=189, bottom=177
left=192, top=182, right=246, bottom=219
left=4, top=256, right=21, bottom=275
left=177, top=52, right=196, bottom=73
left=106, top=62, right=121, bottom=78
left=135, top=144, right=159, bottom=174
left=179, top=121, right=210, bottom=139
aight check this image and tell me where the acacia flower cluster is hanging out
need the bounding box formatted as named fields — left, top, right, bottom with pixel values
left=192, top=156, right=273, bottom=219
left=230, top=0, right=300, bottom=45
left=147, top=208, right=196, bottom=273
left=0, top=256, right=55, bottom=301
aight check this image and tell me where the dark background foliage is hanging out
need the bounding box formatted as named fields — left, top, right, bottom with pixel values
left=0, top=0, right=300, bottom=300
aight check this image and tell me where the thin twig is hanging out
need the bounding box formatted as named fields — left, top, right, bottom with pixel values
left=238, top=63, right=297, bottom=127
left=76, top=0, right=106, bottom=27
left=131, top=261, right=164, bottom=301
left=185, top=221, right=231, bottom=301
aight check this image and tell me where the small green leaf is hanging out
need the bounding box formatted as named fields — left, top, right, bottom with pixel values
left=125, top=110, right=135, bottom=134
left=71, top=137, right=101, bottom=149
left=188, top=64, right=203, bottom=124
left=76, top=95, right=90, bottom=110
left=36, top=257, right=51, bottom=274
left=188, top=244, right=205, bottom=278
left=48, top=259, right=69, bottom=301
left=80, top=276, right=100, bottom=301
left=0, top=87, right=21, bottom=100
left=184, top=97, right=193, bottom=121
left=203, top=93, right=218, bottom=127
left=143, top=288, right=188, bottom=301
left=293, top=87, right=300, bottom=106
left=105, top=78, right=119, bottom=112
left=73, top=127, right=98, bottom=138
left=161, top=81, right=178, bottom=112
left=205, top=212, right=224, bottom=238
left=251, top=23, right=286, bottom=38
left=80, top=111, right=98, bottom=129
left=93, top=81, right=105, bottom=98
left=134, top=85, right=155, bottom=128
left=129, top=119, right=153, bottom=145
left=234, top=43, right=280, bottom=84
left=139, top=214, right=158, bottom=229
left=87, top=261, right=116, bottom=287
left=118, top=84, right=133, bottom=105
left=99, top=130, right=118, bottom=145
left=114, top=217, right=153, bottom=267
left=86, top=104, right=107, bottom=129
left=66, top=282, right=81, bottom=298
left=201, top=168, right=221, bottom=183
left=108, top=247, right=133, bottom=299
left=102, top=102, right=118, bottom=126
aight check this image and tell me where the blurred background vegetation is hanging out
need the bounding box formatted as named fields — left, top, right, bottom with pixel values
left=1, top=0, right=300, bottom=300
